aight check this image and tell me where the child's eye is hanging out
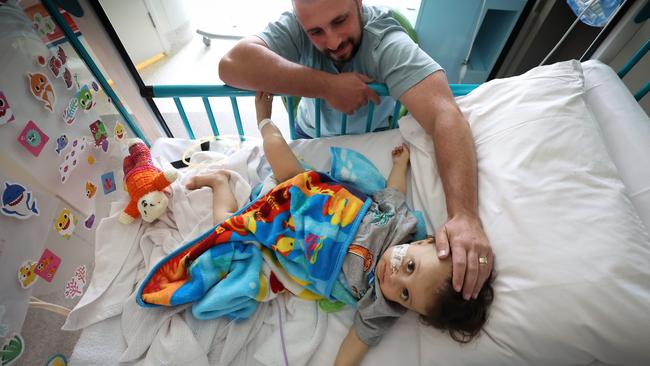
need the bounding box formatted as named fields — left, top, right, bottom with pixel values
left=406, top=259, right=415, bottom=273
left=400, top=288, right=409, bottom=301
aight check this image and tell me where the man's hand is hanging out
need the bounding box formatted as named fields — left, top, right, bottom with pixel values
left=323, top=72, right=380, bottom=115
left=435, top=214, right=493, bottom=300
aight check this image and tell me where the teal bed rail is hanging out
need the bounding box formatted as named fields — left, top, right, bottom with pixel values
left=150, top=83, right=480, bottom=141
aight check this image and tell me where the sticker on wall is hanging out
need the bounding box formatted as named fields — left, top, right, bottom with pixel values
left=90, top=120, right=109, bottom=152
left=85, top=181, right=97, bottom=199
left=101, top=171, right=116, bottom=195
left=62, top=67, right=73, bottom=89
left=84, top=213, right=95, bottom=229
left=77, top=85, right=94, bottom=111
left=45, top=354, right=68, bottom=366
left=32, top=11, right=55, bottom=36
left=48, top=55, right=63, bottom=78
left=27, top=72, right=55, bottom=112
left=59, top=136, right=87, bottom=183
left=53, top=208, right=77, bottom=239
left=17, top=120, right=49, bottom=157
left=34, top=248, right=61, bottom=282
left=114, top=122, right=127, bottom=142
left=0, top=333, right=24, bottom=366
left=64, top=264, right=87, bottom=299
left=17, top=260, right=38, bottom=289
left=1, top=181, right=39, bottom=219
left=0, top=91, right=15, bottom=125
left=62, top=96, right=79, bottom=125
left=87, top=155, right=95, bottom=166
left=54, top=134, right=68, bottom=155
left=56, top=46, right=67, bottom=65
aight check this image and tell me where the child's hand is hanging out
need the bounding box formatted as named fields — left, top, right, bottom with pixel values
left=391, top=143, right=410, bottom=166
left=186, top=171, right=230, bottom=190
left=255, top=91, right=273, bottom=123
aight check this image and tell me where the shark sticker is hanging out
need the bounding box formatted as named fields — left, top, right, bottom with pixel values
left=0, top=91, right=15, bottom=125
left=1, top=181, right=39, bottom=220
left=53, top=208, right=77, bottom=239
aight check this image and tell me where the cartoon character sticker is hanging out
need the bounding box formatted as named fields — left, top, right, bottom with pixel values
left=77, top=85, right=94, bottom=111
left=59, top=136, right=87, bottom=183
left=0, top=91, right=15, bottom=125
left=101, top=171, right=116, bottom=194
left=53, top=208, right=77, bottom=239
left=0, top=333, right=25, bottom=366
left=85, top=181, right=97, bottom=199
left=17, top=260, right=38, bottom=289
left=1, top=181, right=39, bottom=219
left=34, top=248, right=61, bottom=282
left=89, top=120, right=109, bottom=152
left=55, top=134, right=68, bottom=155
left=17, top=120, right=49, bottom=157
left=114, top=122, right=126, bottom=142
left=27, top=72, right=55, bottom=112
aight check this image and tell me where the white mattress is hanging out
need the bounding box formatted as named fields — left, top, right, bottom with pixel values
left=69, top=61, right=650, bottom=366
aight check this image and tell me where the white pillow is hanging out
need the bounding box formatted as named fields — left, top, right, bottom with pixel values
left=400, top=60, right=650, bottom=366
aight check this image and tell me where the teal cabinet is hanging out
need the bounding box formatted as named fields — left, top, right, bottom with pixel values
left=415, top=0, right=527, bottom=83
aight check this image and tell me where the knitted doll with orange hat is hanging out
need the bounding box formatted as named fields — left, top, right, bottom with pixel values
left=118, top=139, right=177, bottom=224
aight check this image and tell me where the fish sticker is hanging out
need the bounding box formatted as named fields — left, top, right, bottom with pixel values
left=0, top=91, right=15, bottom=125
left=34, top=248, right=61, bottom=282
left=27, top=72, right=55, bottom=112
left=0, top=334, right=25, bottom=366
left=54, top=208, right=77, bottom=239
left=17, top=260, right=38, bottom=289
left=85, top=181, right=97, bottom=199
left=17, top=120, right=49, bottom=157
left=114, top=122, right=126, bottom=141
left=55, top=134, right=68, bottom=155
left=89, top=120, right=109, bottom=152
left=59, top=136, right=87, bottom=183
left=1, top=182, right=39, bottom=219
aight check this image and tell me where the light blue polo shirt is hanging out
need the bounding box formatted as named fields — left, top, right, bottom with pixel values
left=257, top=5, right=443, bottom=137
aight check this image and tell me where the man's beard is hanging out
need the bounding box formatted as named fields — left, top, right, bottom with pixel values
left=323, top=5, right=363, bottom=64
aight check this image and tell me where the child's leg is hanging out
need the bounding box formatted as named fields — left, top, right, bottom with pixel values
left=186, top=171, right=237, bottom=225
left=259, top=121, right=305, bottom=183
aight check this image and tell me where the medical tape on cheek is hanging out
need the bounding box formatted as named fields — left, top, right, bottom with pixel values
left=390, top=244, right=409, bottom=273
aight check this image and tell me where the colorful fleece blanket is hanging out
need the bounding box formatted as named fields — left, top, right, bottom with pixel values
left=137, top=171, right=371, bottom=320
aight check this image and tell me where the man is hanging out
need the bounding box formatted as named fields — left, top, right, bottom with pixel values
left=219, top=0, right=493, bottom=361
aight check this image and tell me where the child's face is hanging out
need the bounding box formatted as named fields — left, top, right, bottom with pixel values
left=377, top=238, right=451, bottom=315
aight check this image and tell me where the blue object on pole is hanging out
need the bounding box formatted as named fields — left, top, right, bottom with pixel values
left=566, top=0, right=623, bottom=27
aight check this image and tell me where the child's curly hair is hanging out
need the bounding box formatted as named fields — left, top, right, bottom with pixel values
left=420, top=264, right=495, bottom=343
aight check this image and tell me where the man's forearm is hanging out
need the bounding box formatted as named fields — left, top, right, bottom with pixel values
left=219, top=37, right=329, bottom=98
left=430, top=107, right=478, bottom=219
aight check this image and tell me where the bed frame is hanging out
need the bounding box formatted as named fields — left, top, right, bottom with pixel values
left=42, top=0, right=648, bottom=148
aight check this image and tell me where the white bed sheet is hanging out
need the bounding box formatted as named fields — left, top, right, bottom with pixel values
left=70, top=62, right=650, bottom=366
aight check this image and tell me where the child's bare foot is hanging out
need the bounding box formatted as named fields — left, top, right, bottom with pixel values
left=186, top=170, right=230, bottom=190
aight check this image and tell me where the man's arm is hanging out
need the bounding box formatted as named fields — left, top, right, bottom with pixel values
left=218, top=37, right=379, bottom=114
left=334, top=327, right=369, bottom=366
left=399, top=71, right=493, bottom=300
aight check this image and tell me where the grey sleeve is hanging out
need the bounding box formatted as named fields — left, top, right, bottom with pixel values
left=373, top=30, right=444, bottom=99
left=353, top=294, right=403, bottom=346
left=256, top=11, right=304, bottom=63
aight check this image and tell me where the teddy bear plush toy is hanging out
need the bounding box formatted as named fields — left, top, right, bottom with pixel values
left=118, top=138, right=177, bottom=224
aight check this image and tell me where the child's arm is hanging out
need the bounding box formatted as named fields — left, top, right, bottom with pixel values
left=386, top=144, right=410, bottom=194
left=334, top=327, right=369, bottom=366
left=255, top=91, right=305, bottom=183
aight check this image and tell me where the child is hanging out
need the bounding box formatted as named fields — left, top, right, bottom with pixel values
left=184, top=92, right=495, bottom=365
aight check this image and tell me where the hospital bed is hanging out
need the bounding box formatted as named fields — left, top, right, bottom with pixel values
left=4, top=1, right=650, bottom=365
left=61, top=57, right=650, bottom=365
